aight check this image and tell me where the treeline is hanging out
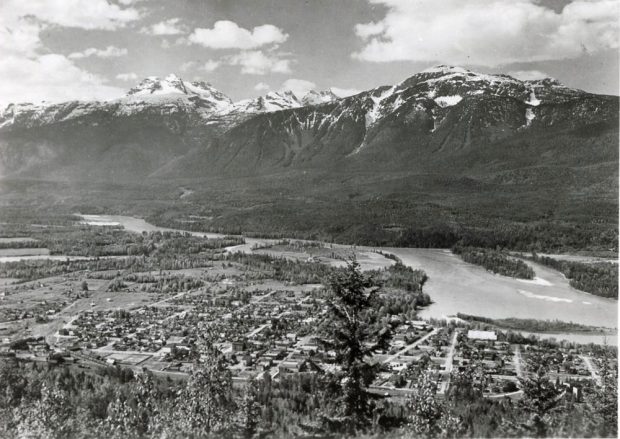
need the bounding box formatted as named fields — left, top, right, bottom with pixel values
left=223, top=252, right=338, bottom=285
left=452, top=245, right=535, bottom=279
left=531, top=254, right=618, bottom=299
left=43, top=228, right=244, bottom=258
left=149, top=203, right=618, bottom=254
left=0, top=240, right=47, bottom=250
left=0, top=253, right=214, bottom=283
left=456, top=313, right=612, bottom=334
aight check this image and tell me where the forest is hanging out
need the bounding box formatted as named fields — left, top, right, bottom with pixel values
left=530, top=254, right=618, bottom=299
left=451, top=245, right=535, bottom=279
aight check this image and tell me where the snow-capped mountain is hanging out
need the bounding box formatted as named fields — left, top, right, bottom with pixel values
left=0, top=74, right=236, bottom=131
left=301, top=90, right=339, bottom=106
left=124, top=74, right=233, bottom=112
left=0, top=76, right=340, bottom=131
left=231, top=91, right=302, bottom=113
left=0, top=66, right=616, bottom=184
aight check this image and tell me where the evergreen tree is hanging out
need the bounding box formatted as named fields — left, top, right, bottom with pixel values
left=173, top=346, right=236, bottom=437
left=517, top=352, right=563, bottom=437
left=586, top=348, right=618, bottom=437
left=238, top=380, right=261, bottom=438
left=319, top=259, right=391, bottom=433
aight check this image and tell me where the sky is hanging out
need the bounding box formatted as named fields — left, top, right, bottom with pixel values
left=0, top=0, right=618, bottom=106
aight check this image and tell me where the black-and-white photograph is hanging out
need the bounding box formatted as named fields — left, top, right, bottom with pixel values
left=0, top=1, right=618, bottom=438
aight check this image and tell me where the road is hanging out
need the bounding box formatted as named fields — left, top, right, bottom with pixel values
left=381, top=328, right=438, bottom=364
left=580, top=355, right=602, bottom=386
left=514, top=345, right=523, bottom=378
left=438, top=329, right=459, bottom=394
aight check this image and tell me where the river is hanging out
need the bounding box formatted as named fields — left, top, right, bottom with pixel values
left=75, top=215, right=620, bottom=345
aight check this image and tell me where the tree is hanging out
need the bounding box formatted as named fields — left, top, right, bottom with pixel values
left=516, top=352, right=563, bottom=437
left=586, top=348, right=618, bottom=437
left=103, top=372, right=160, bottom=438
left=319, top=259, right=391, bottom=433
left=14, top=381, right=72, bottom=439
left=406, top=369, right=461, bottom=438
left=449, top=357, right=488, bottom=401
left=173, top=346, right=236, bottom=437
left=237, top=380, right=261, bottom=438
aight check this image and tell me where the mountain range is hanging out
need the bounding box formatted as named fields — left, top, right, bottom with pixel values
left=0, top=66, right=617, bottom=250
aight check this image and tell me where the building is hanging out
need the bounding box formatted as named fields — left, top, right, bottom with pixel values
left=467, top=330, right=497, bottom=341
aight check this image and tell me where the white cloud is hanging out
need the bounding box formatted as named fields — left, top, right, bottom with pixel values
left=116, top=72, right=138, bottom=81
left=201, top=60, right=221, bottom=72
left=69, top=46, right=128, bottom=59
left=330, top=87, right=362, bottom=98
left=353, top=0, right=619, bottom=66
left=0, top=54, right=123, bottom=106
left=281, top=79, right=316, bottom=98
left=508, top=70, right=550, bottom=81
left=229, top=51, right=291, bottom=75
left=188, top=20, right=288, bottom=50
left=2, top=0, right=140, bottom=32
left=0, top=0, right=138, bottom=105
left=141, top=18, right=186, bottom=36
left=254, top=82, right=271, bottom=91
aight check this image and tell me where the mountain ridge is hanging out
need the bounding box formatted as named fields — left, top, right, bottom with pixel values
left=0, top=64, right=616, bottom=193
left=0, top=65, right=616, bottom=252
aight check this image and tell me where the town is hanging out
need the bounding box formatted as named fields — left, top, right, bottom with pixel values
left=0, top=231, right=611, bottom=402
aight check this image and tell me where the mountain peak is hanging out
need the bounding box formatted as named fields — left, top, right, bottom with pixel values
left=232, top=90, right=301, bottom=113
left=122, top=74, right=233, bottom=112
left=301, top=90, right=339, bottom=106
left=421, top=65, right=470, bottom=74
left=127, top=75, right=187, bottom=96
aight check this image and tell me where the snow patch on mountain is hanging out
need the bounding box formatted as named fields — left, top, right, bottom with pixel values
left=525, top=90, right=541, bottom=106
left=434, top=95, right=463, bottom=108
left=365, top=86, right=397, bottom=127
left=525, top=108, right=535, bottom=126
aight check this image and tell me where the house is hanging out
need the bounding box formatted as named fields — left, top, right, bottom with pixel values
left=232, top=339, right=246, bottom=352
left=278, top=359, right=321, bottom=374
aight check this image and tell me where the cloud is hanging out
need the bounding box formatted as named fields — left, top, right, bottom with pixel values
left=188, top=20, right=288, bottom=50
left=2, top=0, right=140, bottom=33
left=116, top=72, right=138, bottom=81
left=0, top=54, right=124, bottom=106
left=201, top=60, right=221, bottom=72
left=508, top=70, right=550, bottom=81
left=0, top=1, right=138, bottom=105
left=141, top=18, right=187, bottom=36
left=254, top=82, right=271, bottom=92
left=353, top=0, right=619, bottom=66
left=229, top=51, right=291, bottom=75
left=330, top=87, right=362, bottom=98
left=69, top=46, right=128, bottom=59
left=281, top=79, right=316, bottom=98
